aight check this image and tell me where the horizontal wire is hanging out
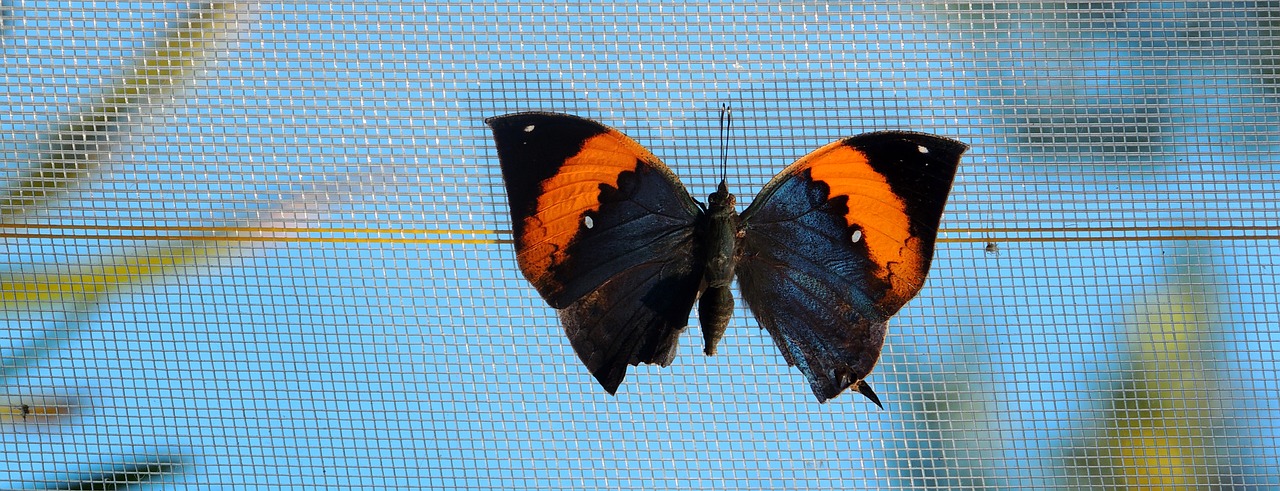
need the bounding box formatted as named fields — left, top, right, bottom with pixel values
left=1, top=222, right=500, bottom=236
left=2, top=224, right=1277, bottom=244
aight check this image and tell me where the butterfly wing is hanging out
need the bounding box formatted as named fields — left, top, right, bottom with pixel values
left=486, top=112, right=706, bottom=393
left=736, top=131, right=965, bottom=403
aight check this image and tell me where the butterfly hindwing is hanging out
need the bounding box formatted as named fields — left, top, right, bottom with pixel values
left=737, top=131, right=966, bottom=402
left=486, top=112, right=705, bottom=393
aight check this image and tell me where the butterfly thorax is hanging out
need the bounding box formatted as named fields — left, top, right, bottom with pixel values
left=697, top=180, right=739, bottom=355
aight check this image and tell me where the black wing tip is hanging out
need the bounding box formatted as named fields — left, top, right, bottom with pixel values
left=484, top=111, right=538, bottom=128
left=485, top=111, right=590, bottom=128
left=485, top=112, right=614, bottom=146
left=847, top=130, right=970, bottom=153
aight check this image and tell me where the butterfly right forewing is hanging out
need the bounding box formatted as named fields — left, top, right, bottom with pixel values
left=736, top=131, right=965, bottom=403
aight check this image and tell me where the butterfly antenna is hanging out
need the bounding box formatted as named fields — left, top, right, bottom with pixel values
left=718, top=103, right=732, bottom=184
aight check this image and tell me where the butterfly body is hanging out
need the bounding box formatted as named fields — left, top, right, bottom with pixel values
left=487, top=111, right=965, bottom=404
left=697, top=181, right=739, bottom=356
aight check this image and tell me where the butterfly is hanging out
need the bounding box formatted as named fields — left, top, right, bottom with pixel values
left=486, top=111, right=965, bottom=405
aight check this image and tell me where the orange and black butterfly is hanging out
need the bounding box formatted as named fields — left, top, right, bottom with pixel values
left=486, top=111, right=965, bottom=405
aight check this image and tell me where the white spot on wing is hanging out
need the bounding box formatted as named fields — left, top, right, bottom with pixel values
left=851, top=230, right=863, bottom=244
left=523, top=124, right=535, bottom=133
left=583, top=215, right=594, bottom=229
left=917, top=145, right=929, bottom=154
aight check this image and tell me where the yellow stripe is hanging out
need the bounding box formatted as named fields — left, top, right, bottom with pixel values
left=0, top=243, right=228, bottom=306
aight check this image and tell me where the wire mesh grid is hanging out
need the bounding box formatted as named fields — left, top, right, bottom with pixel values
left=1, top=1, right=1277, bottom=489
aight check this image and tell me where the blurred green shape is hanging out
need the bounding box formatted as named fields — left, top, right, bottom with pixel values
left=32, top=455, right=185, bottom=491
left=0, top=242, right=228, bottom=309
left=885, top=248, right=1250, bottom=491
left=1058, top=257, right=1238, bottom=490
left=1, top=2, right=246, bottom=217
left=1, top=241, right=231, bottom=379
left=1, top=2, right=247, bottom=377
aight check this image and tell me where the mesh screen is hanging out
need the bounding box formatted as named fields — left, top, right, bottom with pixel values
left=2, top=1, right=1278, bottom=489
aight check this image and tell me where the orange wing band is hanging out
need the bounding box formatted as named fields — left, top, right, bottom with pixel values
left=518, top=130, right=654, bottom=285
left=797, top=142, right=927, bottom=303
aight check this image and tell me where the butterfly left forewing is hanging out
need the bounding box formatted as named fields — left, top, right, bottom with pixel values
left=486, top=112, right=706, bottom=393
left=736, top=131, right=965, bottom=403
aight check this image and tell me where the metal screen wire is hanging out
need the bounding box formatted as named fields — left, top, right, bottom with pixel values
left=2, top=2, right=1277, bottom=489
